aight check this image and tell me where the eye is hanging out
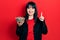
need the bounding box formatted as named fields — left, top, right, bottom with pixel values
left=32, top=8, right=35, bottom=9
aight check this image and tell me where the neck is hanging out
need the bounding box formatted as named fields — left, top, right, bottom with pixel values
left=28, top=15, right=34, bottom=20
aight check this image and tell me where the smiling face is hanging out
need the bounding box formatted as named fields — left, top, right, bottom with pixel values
left=27, top=5, right=35, bottom=16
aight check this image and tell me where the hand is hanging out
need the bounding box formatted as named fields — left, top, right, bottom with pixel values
left=39, top=12, right=44, bottom=21
left=17, top=21, right=24, bottom=26
left=15, top=17, right=25, bottom=26
left=15, top=17, right=25, bottom=22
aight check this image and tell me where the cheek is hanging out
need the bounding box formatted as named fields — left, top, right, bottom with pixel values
left=27, top=9, right=29, bottom=13
left=32, top=9, right=35, bottom=13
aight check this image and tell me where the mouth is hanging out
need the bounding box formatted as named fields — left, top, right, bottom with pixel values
left=29, top=11, right=33, bottom=13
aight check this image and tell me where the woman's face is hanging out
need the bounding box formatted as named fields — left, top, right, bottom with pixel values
left=27, top=5, right=35, bottom=16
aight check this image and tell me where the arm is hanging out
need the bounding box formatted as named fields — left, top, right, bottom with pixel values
left=16, top=17, right=25, bottom=36
left=39, top=12, right=48, bottom=34
left=42, top=20, right=48, bottom=34
left=16, top=24, right=23, bottom=36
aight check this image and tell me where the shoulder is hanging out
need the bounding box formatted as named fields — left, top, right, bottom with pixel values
left=36, top=17, right=41, bottom=22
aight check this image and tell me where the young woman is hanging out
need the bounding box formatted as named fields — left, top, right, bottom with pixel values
left=16, top=1, right=48, bottom=40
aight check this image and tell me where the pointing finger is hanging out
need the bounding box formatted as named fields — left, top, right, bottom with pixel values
left=41, top=12, right=43, bottom=17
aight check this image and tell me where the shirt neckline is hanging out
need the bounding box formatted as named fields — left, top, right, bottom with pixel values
left=28, top=18, right=34, bottom=21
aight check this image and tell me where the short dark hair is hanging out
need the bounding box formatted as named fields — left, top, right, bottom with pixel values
left=25, top=1, right=38, bottom=23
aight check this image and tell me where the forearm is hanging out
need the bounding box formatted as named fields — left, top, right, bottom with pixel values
left=16, top=24, right=22, bottom=36
left=42, top=20, right=48, bottom=34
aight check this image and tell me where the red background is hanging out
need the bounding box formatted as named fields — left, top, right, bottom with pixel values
left=0, top=0, right=60, bottom=40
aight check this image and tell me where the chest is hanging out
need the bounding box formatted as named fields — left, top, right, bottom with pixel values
left=21, top=20, right=42, bottom=34
left=27, top=19, right=35, bottom=32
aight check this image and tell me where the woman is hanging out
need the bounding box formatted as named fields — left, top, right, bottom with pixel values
left=16, top=1, right=48, bottom=40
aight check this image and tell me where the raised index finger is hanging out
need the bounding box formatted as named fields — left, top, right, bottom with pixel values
left=41, top=12, right=43, bottom=17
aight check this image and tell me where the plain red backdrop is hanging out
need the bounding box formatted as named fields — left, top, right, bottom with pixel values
left=0, top=0, right=60, bottom=40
